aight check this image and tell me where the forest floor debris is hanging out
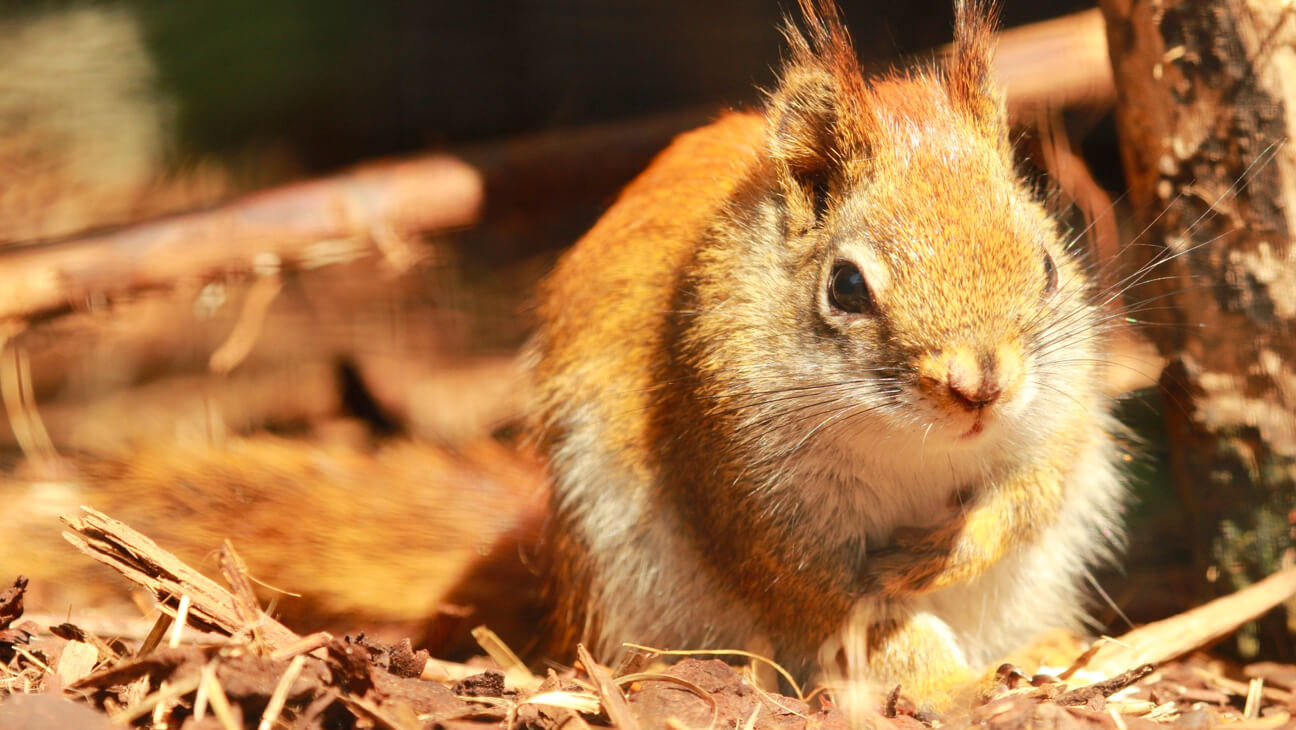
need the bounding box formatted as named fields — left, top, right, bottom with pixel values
left=2, top=511, right=1296, bottom=729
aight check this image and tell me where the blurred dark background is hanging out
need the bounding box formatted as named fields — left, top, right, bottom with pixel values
left=1, top=0, right=1096, bottom=175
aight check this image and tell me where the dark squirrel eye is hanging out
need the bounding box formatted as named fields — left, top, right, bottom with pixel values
left=1043, top=251, right=1058, bottom=297
left=828, top=261, right=873, bottom=314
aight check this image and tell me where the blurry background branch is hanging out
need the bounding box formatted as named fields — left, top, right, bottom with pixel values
left=0, top=154, right=482, bottom=326
left=0, top=6, right=1140, bottom=456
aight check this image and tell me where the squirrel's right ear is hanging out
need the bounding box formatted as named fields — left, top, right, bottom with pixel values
left=765, top=1, right=866, bottom=217
left=766, top=65, right=840, bottom=185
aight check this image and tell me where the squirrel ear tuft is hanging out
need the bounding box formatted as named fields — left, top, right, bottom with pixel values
left=947, top=0, right=1005, bottom=132
left=766, top=1, right=865, bottom=208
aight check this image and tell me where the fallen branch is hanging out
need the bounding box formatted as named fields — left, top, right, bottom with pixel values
left=1078, top=566, right=1296, bottom=679
left=990, top=9, right=1114, bottom=122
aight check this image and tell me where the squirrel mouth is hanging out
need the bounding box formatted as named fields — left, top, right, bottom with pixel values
left=959, top=419, right=987, bottom=440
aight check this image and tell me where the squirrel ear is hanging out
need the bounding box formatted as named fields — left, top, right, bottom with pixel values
left=947, top=0, right=1005, bottom=133
left=766, top=65, right=840, bottom=184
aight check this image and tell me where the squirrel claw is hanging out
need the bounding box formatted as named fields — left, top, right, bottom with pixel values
left=982, top=663, right=1064, bottom=704
left=993, top=662, right=1030, bottom=689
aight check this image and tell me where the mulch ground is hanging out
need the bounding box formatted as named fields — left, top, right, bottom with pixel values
left=3, top=565, right=1296, bottom=730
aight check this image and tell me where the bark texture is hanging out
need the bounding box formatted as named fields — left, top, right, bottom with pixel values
left=1100, top=0, right=1296, bottom=656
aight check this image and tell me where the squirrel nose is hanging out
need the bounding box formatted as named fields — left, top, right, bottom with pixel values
left=946, top=351, right=1002, bottom=411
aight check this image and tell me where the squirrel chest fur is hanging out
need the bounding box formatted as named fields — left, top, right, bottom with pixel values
left=529, top=0, right=1124, bottom=706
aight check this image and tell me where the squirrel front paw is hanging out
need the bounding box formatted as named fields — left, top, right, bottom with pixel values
left=860, top=525, right=962, bottom=595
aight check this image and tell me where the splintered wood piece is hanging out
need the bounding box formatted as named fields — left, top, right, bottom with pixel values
left=138, top=612, right=173, bottom=658
left=576, top=644, right=640, bottom=730
left=1055, top=664, right=1155, bottom=711
left=61, top=506, right=299, bottom=650
left=218, top=541, right=268, bottom=654
left=1082, top=566, right=1296, bottom=678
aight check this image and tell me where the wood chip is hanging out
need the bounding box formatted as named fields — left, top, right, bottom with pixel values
left=55, top=640, right=99, bottom=685
left=577, top=644, right=639, bottom=730
left=1057, top=664, right=1155, bottom=711
left=219, top=541, right=270, bottom=654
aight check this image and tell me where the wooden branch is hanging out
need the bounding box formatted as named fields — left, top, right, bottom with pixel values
left=990, top=9, right=1115, bottom=123
left=1078, top=566, right=1296, bottom=679
left=0, top=362, right=340, bottom=453
left=0, top=154, right=482, bottom=325
left=60, top=506, right=300, bottom=651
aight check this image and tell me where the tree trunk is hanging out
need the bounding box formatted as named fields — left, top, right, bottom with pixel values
left=1099, top=0, right=1296, bottom=656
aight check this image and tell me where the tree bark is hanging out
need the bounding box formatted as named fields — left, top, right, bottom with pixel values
left=1100, top=0, right=1296, bottom=656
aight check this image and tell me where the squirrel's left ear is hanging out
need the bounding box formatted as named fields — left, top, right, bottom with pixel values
left=946, top=0, right=1005, bottom=134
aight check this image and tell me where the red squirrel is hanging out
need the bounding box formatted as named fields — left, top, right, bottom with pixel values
left=530, top=0, right=1124, bottom=709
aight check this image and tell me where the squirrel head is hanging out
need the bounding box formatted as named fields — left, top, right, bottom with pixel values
left=686, top=0, right=1100, bottom=461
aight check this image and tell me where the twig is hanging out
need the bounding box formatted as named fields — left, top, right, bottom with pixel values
left=114, top=674, right=203, bottom=725
left=617, top=672, right=720, bottom=730
left=257, top=654, right=307, bottom=730
left=577, top=644, right=640, bottom=730
left=269, top=632, right=334, bottom=663
left=1244, top=678, right=1264, bottom=720
left=203, top=663, right=240, bottom=730
left=472, top=624, right=537, bottom=688
left=168, top=595, right=191, bottom=648
left=0, top=338, right=57, bottom=470
left=208, top=271, right=282, bottom=374
left=622, top=643, right=803, bottom=701
left=137, top=612, right=172, bottom=657
left=1078, top=566, right=1296, bottom=678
